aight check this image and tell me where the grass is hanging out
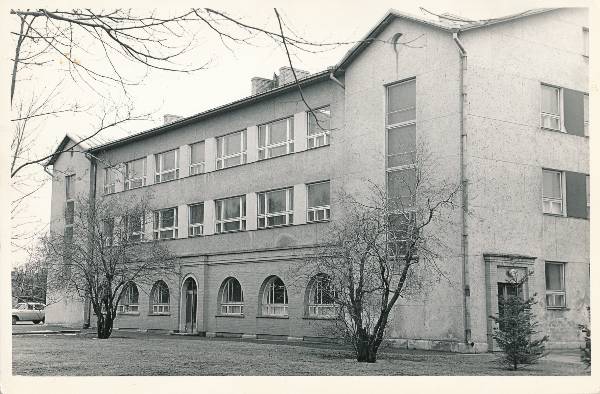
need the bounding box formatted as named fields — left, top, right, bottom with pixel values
left=12, top=332, right=589, bottom=376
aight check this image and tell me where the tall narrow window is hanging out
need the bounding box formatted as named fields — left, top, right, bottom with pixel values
left=216, top=130, right=247, bottom=169
left=102, top=218, right=115, bottom=247
left=541, top=84, right=561, bottom=131
left=118, top=282, right=139, bottom=313
left=387, top=79, right=416, bottom=127
left=545, top=262, right=566, bottom=308
left=308, top=274, right=337, bottom=317
left=190, top=141, right=205, bottom=175
left=65, top=174, right=75, bottom=200
left=584, top=94, right=589, bottom=137
left=258, top=117, right=294, bottom=160
left=257, top=188, right=293, bottom=228
left=262, top=276, right=288, bottom=316
left=153, top=207, right=178, bottom=240
left=307, top=106, right=331, bottom=149
left=124, top=158, right=146, bottom=190
left=586, top=175, right=590, bottom=219
left=542, top=169, right=564, bottom=215
left=151, top=281, right=170, bottom=314
left=126, top=214, right=145, bottom=242
left=215, top=196, right=246, bottom=233
left=307, top=181, right=330, bottom=222
left=220, top=278, right=244, bottom=315
left=188, top=203, right=204, bottom=237
left=104, top=168, right=116, bottom=194
left=155, top=149, right=179, bottom=183
left=387, top=168, right=416, bottom=209
left=583, top=27, right=589, bottom=58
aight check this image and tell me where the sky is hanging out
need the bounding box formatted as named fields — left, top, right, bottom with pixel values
left=6, top=0, right=588, bottom=267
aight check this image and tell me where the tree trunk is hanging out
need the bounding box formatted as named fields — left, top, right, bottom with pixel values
left=355, top=335, right=378, bottom=363
left=96, top=314, right=114, bottom=339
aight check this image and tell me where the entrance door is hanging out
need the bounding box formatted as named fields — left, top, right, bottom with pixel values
left=183, top=278, right=197, bottom=333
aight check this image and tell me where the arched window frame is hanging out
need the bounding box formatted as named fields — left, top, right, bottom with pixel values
left=118, top=282, right=139, bottom=313
left=220, top=277, right=244, bottom=315
left=261, top=276, right=288, bottom=317
left=308, top=274, right=337, bottom=318
left=151, top=280, right=170, bottom=314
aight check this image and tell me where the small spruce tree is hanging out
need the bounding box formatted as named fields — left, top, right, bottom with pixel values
left=490, top=272, right=549, bottom=370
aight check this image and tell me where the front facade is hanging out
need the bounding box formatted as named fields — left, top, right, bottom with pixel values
left=45, top=8, right=589, bottom=352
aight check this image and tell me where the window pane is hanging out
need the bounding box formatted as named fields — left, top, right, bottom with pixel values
left=224, top=132, right=241, bottom=155
left=258, top=127, right=266, bottom=147
left=388, top=80, right=416, bottom=114
left=584, top=95, right=589, bottom=124
left=161, top=150, right=176, bottom=171
left=267, top=190, right=287, bottom=213
left=543, top=171, right=561, bottom=199
left=65, top=201, right=75, bottom=224
left=308, top=182, right=330, bottom=208
left=224, top=155, right=241, bottom=167
left=221, top=197, right=242, bottom=219
left=268, top=145, right=287, bottom=158
left=189, top=204, right=204, bottom=224
left=387, top=169, right=416, bottom=204
left=160, top=209, right=175, bottom=227
left=65, top=175, right=74, bottom=199
left=223, top=221, right=241, bottom=232
left=545, top=263, right=564, bottom=291
left=542, top=85, right=559, bottom=114
left=388, top=124, right=416, bottom=168
left=269, top=119, right=288, bottom=143
left=308, top=107, right=331, bottom=135
left=190, top=142, right=205, bottom=164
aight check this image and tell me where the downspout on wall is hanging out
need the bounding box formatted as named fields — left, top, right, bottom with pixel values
left=83, top=155, right=98, bottom=329
left=453, top=31, right=472, bottom=346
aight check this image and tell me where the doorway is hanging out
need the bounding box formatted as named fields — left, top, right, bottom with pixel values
left=182, top=277, right=197, bottom=333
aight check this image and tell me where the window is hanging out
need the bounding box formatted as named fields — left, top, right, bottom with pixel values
left=215, top=196, right=246, bottom=233
left=188, top=203, right=204, bottom=237
left=102, top=218, right=114, bottom=247
left=257, top=188, right=293, bottom=228
left=584, top=94, right=589, bottom=136
left=126, top=214, right=145, bottom=242
left=388, top=212, right=417, bottom=257
left=151, top=281, right=170, bottom=314
left=583, top=27, right=589, bottom=57
left=258, top=117, right=294, bottom=159
left=307, top=106, right=331, bottom=149
left=262, top=276, right=288, bottom=316
left=190, top=141, right=205, bottom=175
left=216, top=130, right=247, bottom=169
left=541, top=85, right=561, bottom=131
left=65, top=201, right=75, bottom=226
left=586, top=175, right=590, bottom=218
left=153, top=207, right=178, bottom=240
left=387, top=168, right=416, bottom=209
left=118, top=282, right=139, bottom=313
left=387, top=79, right=416, bottom=127
left=387, top=124, right=416, bottom=169
left=124, top=158, right=146, bottom=190
left=543, top=170, right=564, bottom=215
left=155, top=149, right=179, bottom=183
left=65, top=174, right=75, bottom=200
left=104, top=168, right=117, bottom=194
left=545, top=262, right=566, bottom=309
left=307, top=181, right=330, bottom=222
left=308, top=274, right=337, bottom=318
left=220, top=278, right=244, bottom=315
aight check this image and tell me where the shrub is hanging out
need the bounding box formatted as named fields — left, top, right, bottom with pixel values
left=578, top=323, right=591, bottom=369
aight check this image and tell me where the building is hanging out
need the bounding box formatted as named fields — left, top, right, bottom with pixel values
left=45, top=7, right=590, bottom=352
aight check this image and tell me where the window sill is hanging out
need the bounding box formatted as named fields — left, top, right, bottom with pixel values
left=540, top=126, right=565, bottom=133
left=148, top=312, right=171, bottom=316
left=257, top=223, right=294, bottom=231
left=546, top=307, right=569, bottom=311
left=117, top=312, right=140, bottom=316
left=256, top=315, right=289, bottom=319
left=306, top=143, right=330, bottom=151
left=215, top=314, right=245, bottom=318
left=543, top=212, right=565, bottom=218
left=307, top=219, right=331, bottom=224
left=302, top=316, right=338, bottom=321
left=154, top=177, right=180, bottom=185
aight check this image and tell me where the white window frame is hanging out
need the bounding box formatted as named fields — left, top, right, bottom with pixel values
left=257, top=188, right=294, bottom=229
left=542, top=169, right=565, bottom=216
left=104, top=168, right=116, bottom=195
left=262, top=277, right=288, bottom=317
left=307, top=181, right=331, bottom=223
left=124, top=158, right=147, bottom=190
left=584, top=94, right=589, bottom=137
left=220, top=278, right=244, bottom=315
left=151, top=281, right=170, bottom=314
left=258, top=117, right=294, bottom=160
left=307, top=106, right=331, bottom=149
left=188, top=203, right=204, bottom=237
left=118, top=283, right=139, bottom=313
left=541, top=84, right=563, bottom=132
left=308, top=275, right=337, bottom=318
left=386, top=79, right=416, bottom=128
left=155, top=149, right=180, bottom=183
left=545, top=262, right=566, bottom=309
left=216, top=130, right=247, bottom=170
left=65, top=174, right=75, bottom=200
left=126, top=214, right=145, bottom=243
left=153, top=207, right=178, bottom=240
left=189, top=141, right=206, bottom=176
left=215, top=195, right=246, bottom=234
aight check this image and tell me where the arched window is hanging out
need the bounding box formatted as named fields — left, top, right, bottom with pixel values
left=151, top=280, right=170, bottom=314
left=308, top=274, right=337, bottom=317
left=262, top=276, right=288, bottom=316
left=220, top=278, right=244, bottom=315
left=118, top=282, right=139, bottom=313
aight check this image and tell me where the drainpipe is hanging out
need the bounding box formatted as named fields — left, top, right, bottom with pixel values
left=453, top=31, right=472, bottom=346
left=84, top=157, right=98, bottom=329
left=329, top=71, right=345, bottom=89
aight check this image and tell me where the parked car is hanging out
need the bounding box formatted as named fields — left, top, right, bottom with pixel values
left=12, top=302, right=45, bottom=324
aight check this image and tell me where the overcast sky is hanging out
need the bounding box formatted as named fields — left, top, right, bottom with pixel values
left=7, top=0, right=583, bottom=266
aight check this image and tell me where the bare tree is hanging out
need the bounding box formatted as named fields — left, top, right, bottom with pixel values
left=11, top=261, right=47, bottom=305
left=35, top=192, right=177, bottom=339
left=296, top=147, right=462, bottom=362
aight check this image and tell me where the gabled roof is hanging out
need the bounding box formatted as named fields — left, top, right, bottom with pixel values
left=46, top=133, right=93, bottom=166
left=50, top=7, right=559, bottom=158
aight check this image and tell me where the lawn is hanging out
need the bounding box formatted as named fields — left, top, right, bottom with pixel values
left=12, top=332, right=589, bottom=376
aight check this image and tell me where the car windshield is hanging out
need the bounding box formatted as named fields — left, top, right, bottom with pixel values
left=16, top=303, right=27, bottom=310
left=34, top=304, right=45, bottom=310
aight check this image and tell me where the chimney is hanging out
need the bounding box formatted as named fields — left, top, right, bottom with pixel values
left=250, top=67, right=311, bottom=95
left=163, top=114, right=183, bottom=125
